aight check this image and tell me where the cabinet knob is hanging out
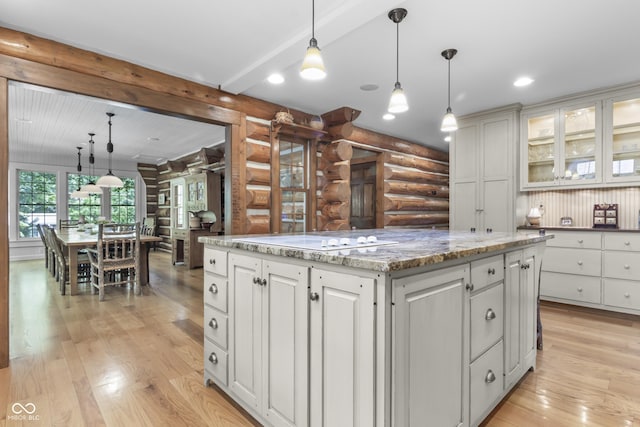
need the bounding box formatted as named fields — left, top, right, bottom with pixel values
left=209, top=258, right=216, bottom=265
left=625, top=241, right=631, bottom=246
left=578, top=239, right=584, bottom=244
left=485, top=370, right=496, bottom=384
left=261, top=278, right=267, bottom=286
left=310, top=292, right=320, bottom=301
left=485, top=308, right=496, bottom=321
left=206, top=378, right=214, bottom=388
left=488, top=268, right=496, bottom=275
left=624, top=264, right=630, bottom=270
left=466, top=283, right=474, bottom=291
left=577, top=260, right=583, bottom=266
left=470, top=228, right=476, bottom=233
left=209, top=284, right=218, bottom=294
left=253, top=277, right=260, bottom=284
left=624, top=293, right=631, bottom=298
left=577, top=287, right=583, bottom=293
left=486, top=228, right=493, bottom=233
left=209, top=318, right=218, bottom=329
left=209, top=352, right=218, bottom=364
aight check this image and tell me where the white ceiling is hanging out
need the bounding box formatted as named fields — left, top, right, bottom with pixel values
left=2, top=0, right=640, bottom=156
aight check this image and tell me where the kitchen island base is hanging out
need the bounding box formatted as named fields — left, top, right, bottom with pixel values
left=200, top=230, right=549, bottom=426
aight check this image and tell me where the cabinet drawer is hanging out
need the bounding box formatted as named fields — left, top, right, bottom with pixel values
left=540, top=271, right=601, bottom=304
left=204, top=273, right=228, bottom=313
left=603, top=251, right=640, bottom=280
left=546, top=231, right=601, bottom=249
left=470, top=340, right=503, bottom=425
left=603, top=279, right=640, bottom=311
left=203, top=247, right=228, bottom=276
left=204, top=304, right=228, bottom=350
left=204, top=338, right=228, bottom=386
left=470, top=255, right=504, bottom=292
left=542, top=247, right=601, bottom=276
left=470, top=283, right=504, bottom=360
left=603, top=233, right=640, bottom=252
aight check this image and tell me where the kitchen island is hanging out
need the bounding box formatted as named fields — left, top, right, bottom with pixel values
left=199, top=229, right=551, bottom=427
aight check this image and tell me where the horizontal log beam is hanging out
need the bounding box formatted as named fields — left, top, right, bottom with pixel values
left=384, top=182, right=449, bottom=198
left=246, top=189, right=271, bottom=209
left=383, top=166, right=449, bottom=185
left=322, top=141, right=353, bottom=163
left=246, top=141, right=271, bottom=163
left=382, top=152, right=449, bottom=174
left=323, top=220, right=350, bottom=231
left=246, top=120, right=271, bottom=141
left=383, top=213, right=450, bottom=227
left=246, top=167, right=270, bottom=186
left=246, top=215, right=270, bottom=234
left=322, top=202, right=350, bottom=220
left=323, top=163, right=350, bottom=181
left=384, top=196, right=450, bottom=212
left=321, top=182, right=350, bottom=203
left=349, top=126, right=449, bottom=163
left=328, top=122, right=354, bottom=140
left=321, top=106, right=361, bottom=126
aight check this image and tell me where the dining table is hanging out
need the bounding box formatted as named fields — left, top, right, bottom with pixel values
left=54, top=228, right=163, bottom=296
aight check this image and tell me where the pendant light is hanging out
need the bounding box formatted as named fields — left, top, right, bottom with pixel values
left=80, top=132, right=103, bottom=194
left=300, top=0, right=326, bottom=80
left=387, top=8, right=409, bottom=114
left=440, top=48, right=459, bottom=132
left=70, top=147, right=88, bottom=199
left=96, top=113, right=124, bottom=188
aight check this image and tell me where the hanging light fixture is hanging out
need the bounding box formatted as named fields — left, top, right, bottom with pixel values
left=387, top=8, right=409, bottom=114
left=80, top=132, right=103, bottom=194
left=300, top=0, right=326, bottom=80
left=440, top=48, right=459, bottom=132
left=70, top=147, right=88, bottom=199
left=96, top=113, right=124, bottom=188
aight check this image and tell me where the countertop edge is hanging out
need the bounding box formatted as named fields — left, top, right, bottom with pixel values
left=518, top=225, right=640, bottom=233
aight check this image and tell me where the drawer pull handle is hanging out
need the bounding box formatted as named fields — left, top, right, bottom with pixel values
left=209, top=318, right=218, bottom=329
left=577, top=260, right=583, bottom=266
left=485, top=370, right=496, bottom=384
left=488, top=268, right=496, bottom=275
left=209, top=284, right=218, bottom=294
left=578, top=239, right=584, bottom=244
left=624, top=293, right=631, bottom=298
left=261, top=278, right=267, bottom=286
left=485, top=308, right=496, bottom=321
left=209, top=352, right=218, bottom=364
left=466, top=283, right=474, bottom=291
left=624, top=265, right=630, bottom=270
left=577, top=287, right=583, bottom=292
left=310, top=292, right=320, bottom=301
left=209, top=258, right=216, bottom=265
left=253, top=277, right=260, bottom=284
left=625, top=241, right=631, bottom=246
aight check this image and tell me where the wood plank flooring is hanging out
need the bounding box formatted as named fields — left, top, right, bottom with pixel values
left=2, top=252, right=640, bottom=426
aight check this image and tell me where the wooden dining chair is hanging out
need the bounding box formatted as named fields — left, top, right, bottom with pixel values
left=59, top=219, right=79, bottom=229
left=45, top=225, right=90, bottom=294
left=37, top=223, right=55, bottom=275
left=87, top=223, right=140, bottom=301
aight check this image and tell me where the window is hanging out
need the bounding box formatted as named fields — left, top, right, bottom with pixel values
left=110, top=177, right=136, bottom=223
left=68, top=174, right=102, bottom=223
left=279, top=140, right=307, bottom=233
left=173, top=181, right=185, bottom=228
left=18, top=170, right=57, bottom=238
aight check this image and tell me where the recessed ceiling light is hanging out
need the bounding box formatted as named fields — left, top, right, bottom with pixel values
left=444, top=135, right=452, bottom=142
left=147, top=137, right=160, bottom=142
left=267, top=73, right=285, bottom=84
left=360, top=84, right=379, bottom=91
left=15, top=118, right=32, bottom=124
left=514, top=77, right=534, bottom=87
left=383, top=113, right=395, bottom=120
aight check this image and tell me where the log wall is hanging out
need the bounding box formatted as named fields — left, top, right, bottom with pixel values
left=316, top=141, right=353, bottom=231
left=245, top=118, right=272, bottom=234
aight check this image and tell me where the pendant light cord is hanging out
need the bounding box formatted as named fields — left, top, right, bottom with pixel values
left=311, top=0, right=315, bottom=39
left=396, top=22, right=400, bottom=83
left=447, top=59, right=451, bottom=108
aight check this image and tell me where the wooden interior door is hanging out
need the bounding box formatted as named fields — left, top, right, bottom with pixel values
left=350, top=162, right=376, bottom=229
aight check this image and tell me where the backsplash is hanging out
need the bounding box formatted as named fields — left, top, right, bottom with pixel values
left=525, top=187, right=640, bottom=230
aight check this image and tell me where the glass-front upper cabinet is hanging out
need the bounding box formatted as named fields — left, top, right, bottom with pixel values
left=521, top=101, right=601, bottom=189
left=604, top=94, right=640, bottom=183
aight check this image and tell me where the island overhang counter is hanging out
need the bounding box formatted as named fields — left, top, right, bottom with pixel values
left=199, top=229, right=552, bottom=427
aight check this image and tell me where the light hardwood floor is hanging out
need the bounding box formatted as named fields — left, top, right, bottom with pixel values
left=2, top=253, right=640, bottom=426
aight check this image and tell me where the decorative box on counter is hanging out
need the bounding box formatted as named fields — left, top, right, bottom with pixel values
left=593, top=203, right=618, bottom=228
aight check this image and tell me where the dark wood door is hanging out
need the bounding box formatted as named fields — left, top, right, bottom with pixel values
left=350, top=162, right=376, bottom=229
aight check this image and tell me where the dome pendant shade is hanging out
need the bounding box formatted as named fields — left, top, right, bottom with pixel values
left=70, top=189, right=89, bottom=199
left=80, top=182, right=103, bottom=194
left=300, top=38, right=326, bottom=80
left=441, top=48, right=459, bottom=132
left=388, top=82, right=409, bottom=113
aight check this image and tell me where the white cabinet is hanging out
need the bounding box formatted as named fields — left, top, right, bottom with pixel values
left=603, top=92, right=640, bottom=183
left=203, top=248, right=229, bottom=387
left=603, top=233, right=640, bottom=312
left=309, top=268, right=375, bottom=427
left=504, top=248, right=537, bottom=390
left=229, top=253, right=309, bottom=427
left=451, top=106, right=519, bottom=232
left=392, top=264, right=469, bottom=427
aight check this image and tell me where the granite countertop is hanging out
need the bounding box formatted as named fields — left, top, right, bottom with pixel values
left=199, top=229, right=552, bottom=272
left=518, top=225, right=640, bottom=233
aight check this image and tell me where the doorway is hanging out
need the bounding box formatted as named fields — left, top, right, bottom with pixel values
left=350, top=161, right=376, bottom=230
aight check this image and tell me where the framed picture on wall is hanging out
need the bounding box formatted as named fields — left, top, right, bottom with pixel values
left=158, top=193, right=166, bottom=205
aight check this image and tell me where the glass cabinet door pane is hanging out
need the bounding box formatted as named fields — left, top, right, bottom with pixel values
left=527, top=114, right=556, bottom=183
left=611, top=98, right=640, bottom=178
left=564, top=106, right=596, bottom=180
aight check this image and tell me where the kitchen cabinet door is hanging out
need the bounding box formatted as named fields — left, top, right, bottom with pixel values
left=603, top=93, right=640, bottom=183
left=392, top=264, right=470, bottom=427
left=310, top=268, right=375, bottom=427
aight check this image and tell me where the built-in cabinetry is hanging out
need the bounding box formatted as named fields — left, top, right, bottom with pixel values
left=521, top=85, right=640, bottom=190
left=202, top=237, right=546, bottom=427
left=540, top=230, right=640, bottom=314
left=451, top=105, right=520, bottom=232
left=172, top=228, right=218, bottom=268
